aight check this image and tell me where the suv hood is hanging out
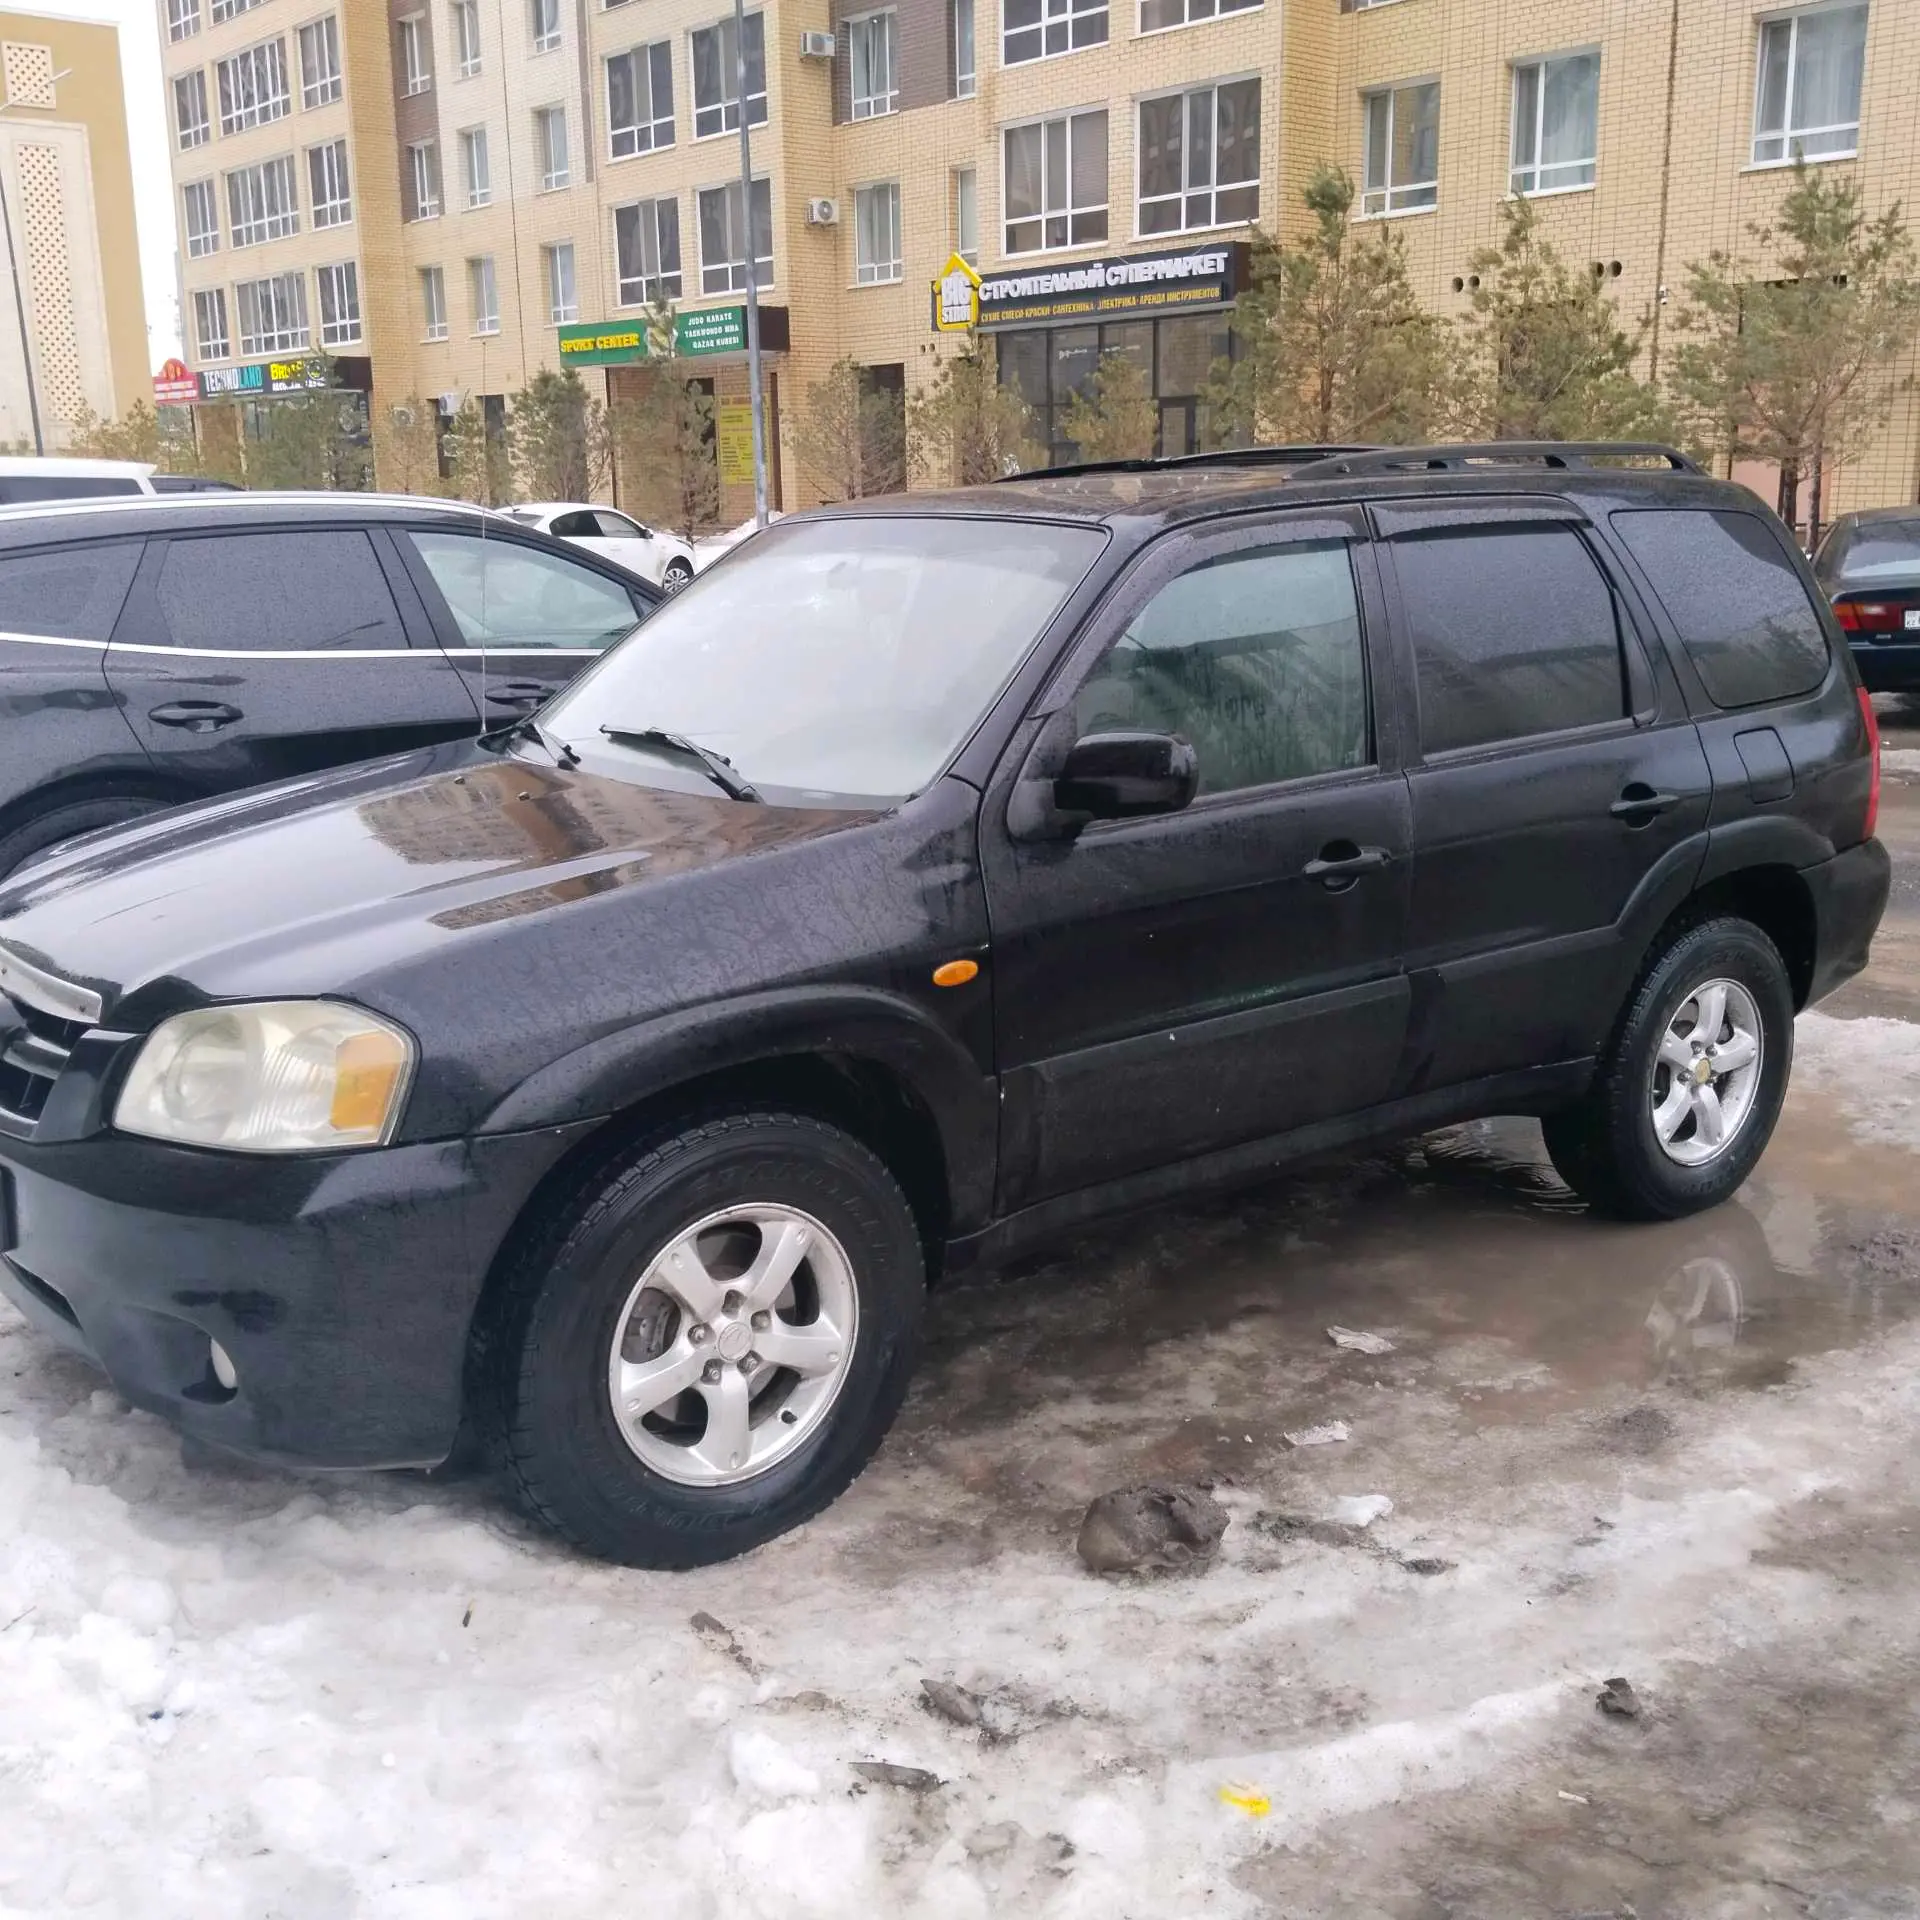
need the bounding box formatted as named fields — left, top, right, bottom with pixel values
left=0, top=745, right=872, bottom=1025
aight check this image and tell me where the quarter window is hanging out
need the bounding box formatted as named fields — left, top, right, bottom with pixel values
left=1510, top=51, right=1598, bottom=195
left=308, top=138, right=352, bottom=226
left=855, top=182, right=902, bottom=284
left=155, top=533, right=407, bottom=654
left=1397, top=527, right=1627, bottom=753
left=0, top=542, right=141, bottom=640
left=174, top=70, right=210, bottom=149
left=1754, top=3, right=1867, bottom=164
left=194, top=287, right=230, bottom=360
left=226, top=156, right=300, bottom=247
left=182, top=178, right=220, bottom=258
left=1004, top=110, right=1108, bottom=255
left=847, top=11, right=897, bottom=118
left=235, top=272, right=310, bottom=355
left=317, top=260, right=361, bottom=345
left=217, top=39, right=290, bottom=134
left=1361, top=79, right=1438, bottom=216
left=608, top=42, right=674, bottom=156
left=421, top=264, right=448, bottom=339
left=1139, top=0, right=1257, bottom=32
left=1002, top=0, right=1106, bottom=65
left=615, top=196, right=683, bottom=303
left=298, top=15, right=342, bottom=107
left=1074, top=542, right=1369, bottom=796
left=691, top=13, right=766, bottom=137
left=697, top=177, right=772, bottom=292
left=407, top=532, right=644, bottom=650
left=1137, top=79, right=1259, bottom=236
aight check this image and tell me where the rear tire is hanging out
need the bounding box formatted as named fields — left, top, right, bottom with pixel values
left=485, top=1110, right=924, bottom=1567
left=0, top=791, right=172, bottom=882
left=1544, top=916, right=1795, bottom=1221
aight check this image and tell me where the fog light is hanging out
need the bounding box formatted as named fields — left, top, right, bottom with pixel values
left=209, top=1339, right=238, bottom=1392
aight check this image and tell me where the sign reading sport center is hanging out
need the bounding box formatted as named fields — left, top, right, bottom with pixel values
left=948, top=242, right=1250, bottom=331
left=557, top=305, right=791, bottom=367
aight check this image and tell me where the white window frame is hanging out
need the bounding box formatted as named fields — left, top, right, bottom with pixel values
left=1136, top=0, right=1258, bottom=36
left=1002, top=107, right=1109, bottom=256
left=534, top=104, right=571, bottom=189
left=690, top=12, right=766, bottom=139
left=422, top=264, right=449, bottom=340
left=193, top=286, right=230, bottom=361
left=461, top=125, right=493, bottom=208
left=210, top=0, right=264, bottom=21
left=531, top=0, right=562, bottom=51
left=454, top=0, right=482, bottom=76
left=951, top=0, right=974, bottom=97
left=613, top=195, right=683, bottom=304
left=308, top=138, right=352, bottom=227
left=546, top=242, right=578, bottom=323
left=408, top=139, right=441, bottom=219
left=1360, top=77, right=1439, bottom=217
left=167, top=0, right=202, bottom=44
left=696, top=175, right=772, bottom=293
left=399, top=14, right=432, bottom=94
left=175, top=70, right=210, bottom=150
left=1001, top=0, right=1106, bottom=69
left=182, top=178, right=220, bottom=258
left=470, top=254, right=500, bottom=334
left=847, top=11, right=898, bottom=119
left=226, top=155, right=300, bottom=247
left=853, top=180, right=902, bottom=284
left=1134, top=76, right=1261, bottom=238
left=1509, top=49, right=1598, bottom=197
left=217, top=40, right=291, bottom=136
left=1751, top=2, right=1868, bottom=167
left=298, top=16, right=342, bottom=108
left=318, top=260, right=361, bottom=345
left=952, top=164, right=978, bottom=264
left=607, top=42, right=675, bottom=157
left=236, top=271, right=309, bottom=355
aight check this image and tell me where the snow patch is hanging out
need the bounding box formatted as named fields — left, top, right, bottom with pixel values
left=1795, top=1011, right=1920, bottom=1149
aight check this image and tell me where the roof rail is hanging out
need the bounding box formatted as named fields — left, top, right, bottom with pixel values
left=997, top=444, right=1378, bottom=484
left=1288, top=441, right=1705, bottom=480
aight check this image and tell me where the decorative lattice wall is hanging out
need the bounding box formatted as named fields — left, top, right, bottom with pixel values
left=14, top=143, right=84, bottom=427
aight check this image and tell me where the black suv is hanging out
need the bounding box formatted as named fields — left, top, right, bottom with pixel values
left=0, top=493, right=659, bottom=876
left=0, top=444, right=1888, bottom=1567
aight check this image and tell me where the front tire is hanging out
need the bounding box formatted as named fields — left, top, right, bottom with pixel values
left=485, top=1111, right=924, bottom=1567
left=1544, top=916, right=1795, bottom=1221
left=0, top=791, right=171, bottom=882
left=662, top=559, right=693, bottom=592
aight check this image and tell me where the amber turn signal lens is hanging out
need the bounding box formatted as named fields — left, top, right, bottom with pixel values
left=932, top=959, right=980, bottom=988
left=331, top=1030, right=410, bottom=1134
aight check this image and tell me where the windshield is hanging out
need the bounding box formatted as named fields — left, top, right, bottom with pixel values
left=1831, top=521, right=1920, bottom=584
left=543, top=514, right=1105, bottom=804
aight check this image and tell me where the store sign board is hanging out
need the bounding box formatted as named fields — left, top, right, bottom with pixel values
left=198, top=363, right=265, bottom=398
left=559, top=305, right=753, bottom=365
left=153, top=357, right=198, bottom=406
left=961, top=243, right=1249, bottom=330
left=930, top=252, right=981, bottom=333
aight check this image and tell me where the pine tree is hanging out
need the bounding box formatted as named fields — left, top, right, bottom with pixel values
left=907, top=333, right=1041, bottom=485
left=1059, top=351, right=1158, bottom=461
left=509, top=368, right=610, bottom=502
left=793, top=358, right=907, bottom=499
left=610, top=300, right=720, bottom=536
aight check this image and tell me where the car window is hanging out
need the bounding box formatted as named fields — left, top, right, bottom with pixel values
left=0, top=476, right=143, bottom=503
left=407, top=530, right=643, bottom=650
left=547, top=510, right=600, bottom=538
left=0, top=539, right=142, bottom=639
left=594, top=511, right=644, bottom=540
left=155, top=531, right=408, bottom=652
left=1073, top=542, right=1368, bottom=798
left=1828, top=518, right=1920, bottom=584
left=1610, top=509, right=1829, bottom=709
left=1397, top=526, right=1626, bottom=755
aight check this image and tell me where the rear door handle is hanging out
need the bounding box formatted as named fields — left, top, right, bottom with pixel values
left=1610, top=784, right=1680, bottom=823
left=149, top=700, right=242, bottom=732
left=1303, top=842, right=1393, bottom=887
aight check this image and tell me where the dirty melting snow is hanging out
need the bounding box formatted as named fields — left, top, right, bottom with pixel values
left=1795, top=1008, right=1920, bottom=1148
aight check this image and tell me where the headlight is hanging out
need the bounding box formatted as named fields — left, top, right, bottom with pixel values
left=114, top=1002, right=415, bottom=1152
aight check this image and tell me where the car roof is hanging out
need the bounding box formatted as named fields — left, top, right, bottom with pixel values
left=0, top=455, right=154, bottom=479
left=0, top=490, right=513, bottom=551
left=1835, top=506, right=1920, bottom=529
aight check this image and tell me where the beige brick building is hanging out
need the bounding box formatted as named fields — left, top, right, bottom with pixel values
left=159, top=0, right=1920, bottom=521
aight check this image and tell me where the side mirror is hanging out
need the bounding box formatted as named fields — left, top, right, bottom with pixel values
left=1054, top=731, right=1198, bottom=822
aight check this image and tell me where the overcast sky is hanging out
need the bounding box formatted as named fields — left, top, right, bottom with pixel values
left=34, top=0, right=181, bottom=365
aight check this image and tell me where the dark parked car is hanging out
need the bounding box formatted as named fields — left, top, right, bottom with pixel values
left=1813, top=506, right=1920, bottom=692
left=0, top=443, right=1888, bottom=1567
left=0, top=492, right=660, bottom=876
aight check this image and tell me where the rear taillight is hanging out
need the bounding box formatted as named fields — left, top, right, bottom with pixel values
left=1834, top=599, right=1862, bottom=631
left=1835, top=599, right=1893, bottom=632
left=1859, top=685, right=1881, bottom=839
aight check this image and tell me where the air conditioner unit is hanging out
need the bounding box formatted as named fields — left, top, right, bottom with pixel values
left=799, top=28, right=835, bottom=57
left=806, top=196, right=840, bottom=226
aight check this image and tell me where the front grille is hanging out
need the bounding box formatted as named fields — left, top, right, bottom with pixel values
left=0, top=947, right=98, bottom=1131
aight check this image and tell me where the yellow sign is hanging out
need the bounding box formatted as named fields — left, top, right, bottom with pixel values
left=932, top=252, right=982, bottom=333
left=717, top=400, right=755, bottom=486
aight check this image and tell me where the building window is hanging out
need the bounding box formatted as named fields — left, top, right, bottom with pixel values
left=454, top=0, right=482, bottom=76
left=217, top=40, right=290, bottom=135
left=422, top=264, right=448, bottom=339
left=615, top=195, right=682, bottom=303
left=1361, top=79, right=1438, bottom=215
left=854, top=181, right=902, bottom=283
left=1137, top=78, right=1259, bottom=235
left=461, top=126, right=492, bottom=207
left=174, top=70, right=210, bottom=149
left=696, top=176, right=772, bottom=291
left=298, top=16, right=342, bottom=108
left=1004, top=109, right=1108, bottom=254
left=227, top=155, right=300, bottom=247
left=1754, top=3, right=1867, bottom=164
left=534, top=105, right=570, bottom=188
left=308, top=138, right=352, bottom=226
left=847, top=12, right=897, bottom=119
left=408, top=139, right=441, bottom=219
left=1002, top=0, right=1105, bottom=67
left=1510, top=51, right=1597, bottom=195
left=193, top=286, right=230, bottom=361
left=399, top=14, right=431, bottom=94
left=691, top=13, right=766, bottom=138
left=1139, top=0, right=1256, bottom=31
left=182, top=178, right=220, bottom=258
left=950, top=0, right=974, bottom=96
left=531, top=0, right=561, bottom=50
left=608, top=42, right=674, bottom=156
left=470, top=255, right=500, bottom=333
left=167, top=0, right=201, bottom=44
left=318, top=260, right=361, bottom=344
left=210, top=0, right=264, bottom=21
left=546, top=241, right=578, bottom=322
left=236, top=271, right=310, bottom=354
left=953, top=165, right=977, bottom=264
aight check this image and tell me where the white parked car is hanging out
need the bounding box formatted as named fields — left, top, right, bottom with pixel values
left=0, top=456, right=157, bottom=505
left=507, top=502, right=698, bottom=592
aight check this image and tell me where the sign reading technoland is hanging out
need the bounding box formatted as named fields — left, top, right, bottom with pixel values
left=959, top=243, right=1250, bottom=330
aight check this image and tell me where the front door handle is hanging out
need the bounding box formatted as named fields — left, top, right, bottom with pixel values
left=150, top=700, right=242, bottom=732
left=485, top=680, right=556, bottom=706
left=1610, top=783, right=1680, bottom=824
left=1303, top=842, right=1393, bottom=888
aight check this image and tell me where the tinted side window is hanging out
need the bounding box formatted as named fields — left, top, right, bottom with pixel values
left=594, top=511, right=643, bottom=539
left=1074, top=541, right=1368, bottom=798
left=1610, top=508, right=1830, bottom=709
left=1397, top=527, right=1625, bottom=755
left=548, top=510, right=599, bottom=538
left=0, top=477, right=142, bottom=503
left=406, top=531, right=643, bottom=650
left=0, top=540, right=142, bottom=639
left=155, top=532, right=408, bottom=652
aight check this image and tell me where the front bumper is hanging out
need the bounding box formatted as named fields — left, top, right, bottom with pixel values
left=1803, top=835, right=1893, bottom=1007
left=0, top=1120, right=598, bottom=1468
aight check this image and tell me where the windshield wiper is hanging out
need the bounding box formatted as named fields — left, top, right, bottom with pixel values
left=599, top=726, right=762, bottom=803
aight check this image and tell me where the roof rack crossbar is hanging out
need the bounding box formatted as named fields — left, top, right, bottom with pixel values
left=1286, top=441, right=1704, bottom=480
left=995, top=445, right=1378, bottom=484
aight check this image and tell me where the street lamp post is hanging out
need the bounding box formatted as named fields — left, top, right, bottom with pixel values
left=730, top=0, right=768, bottom=528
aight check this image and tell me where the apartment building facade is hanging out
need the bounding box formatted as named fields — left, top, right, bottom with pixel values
left=0, top=13, right=147, bottom=449
left=160, top=0, right=1920, bottom=519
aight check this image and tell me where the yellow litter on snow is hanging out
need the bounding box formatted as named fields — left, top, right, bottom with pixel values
left=1217, top=1783, right=1271, bottom=1817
